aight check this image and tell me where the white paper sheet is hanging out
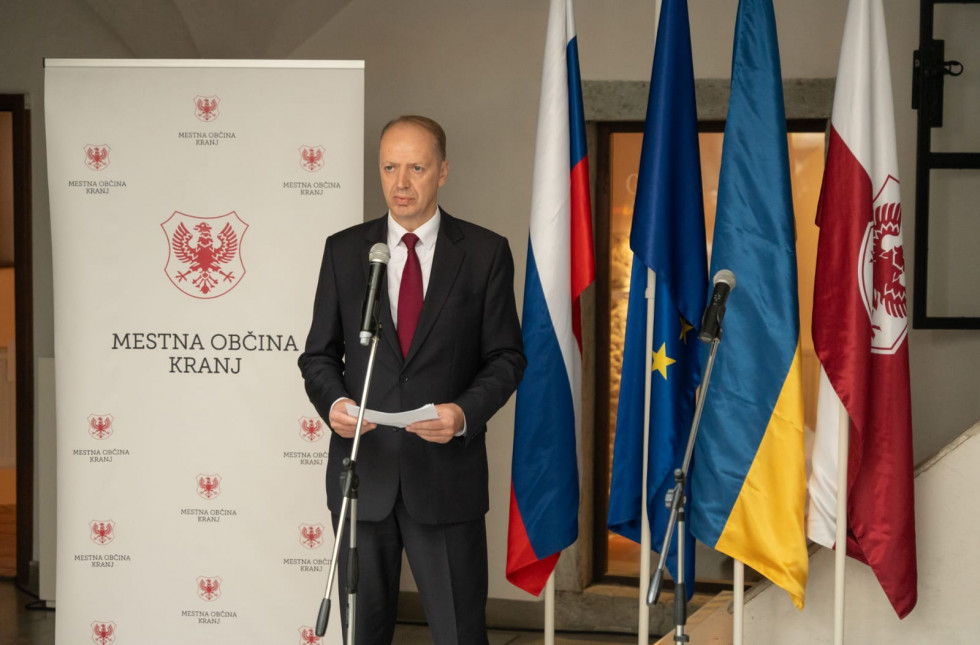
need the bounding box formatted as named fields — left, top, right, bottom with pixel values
left=344, top=403, right=439, bottom=427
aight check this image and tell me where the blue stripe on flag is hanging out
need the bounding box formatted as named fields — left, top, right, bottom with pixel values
left=567, top=36, right=587, bottom=168
left=687, top=0, right=808, bottom=609
left=512, top=242, right=578, bottom=556
left=690, top=0, right=799, bottom=546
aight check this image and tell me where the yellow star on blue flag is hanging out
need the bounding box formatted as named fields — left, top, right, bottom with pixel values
left=651, top=343, right=676, bottom=380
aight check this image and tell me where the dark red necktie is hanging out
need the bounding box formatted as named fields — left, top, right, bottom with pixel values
left=397, top=233, right=423, bottom=358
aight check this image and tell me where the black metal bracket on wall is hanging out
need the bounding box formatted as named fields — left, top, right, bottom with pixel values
left=911, top=0, right=980, bottom=329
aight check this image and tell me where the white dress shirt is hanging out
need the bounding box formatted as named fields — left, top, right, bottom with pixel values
left=384, top=208, right=465, bottom=436
left=386, top=209, right=440, bottom=327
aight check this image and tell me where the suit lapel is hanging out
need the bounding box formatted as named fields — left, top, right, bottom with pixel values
left=404, top=212, right=464, bottom=364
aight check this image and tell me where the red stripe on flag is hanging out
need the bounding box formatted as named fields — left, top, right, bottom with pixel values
left=570, top=156, right=594, bottom=350
left=505, top=484, right=561, bottom=596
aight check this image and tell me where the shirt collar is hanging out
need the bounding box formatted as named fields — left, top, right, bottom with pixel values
left=387, top=207, right=441, bottom=249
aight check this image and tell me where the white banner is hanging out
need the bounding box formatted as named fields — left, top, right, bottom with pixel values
left=45, top=59, right=363, bottom=644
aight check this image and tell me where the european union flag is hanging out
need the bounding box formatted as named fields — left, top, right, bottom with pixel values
left=607, top=0, right=707, bottom=595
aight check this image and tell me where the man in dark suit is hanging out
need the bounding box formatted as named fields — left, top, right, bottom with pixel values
left=299, top=115, right=525, bottom=644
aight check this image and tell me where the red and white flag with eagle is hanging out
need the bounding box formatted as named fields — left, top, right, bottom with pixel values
left=807, top=0, right=917, bottom=618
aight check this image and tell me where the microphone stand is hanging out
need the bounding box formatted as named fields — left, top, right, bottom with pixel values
left=315, top=322, right=382, bottom=641
left=646, top=324, right=725, bottom=645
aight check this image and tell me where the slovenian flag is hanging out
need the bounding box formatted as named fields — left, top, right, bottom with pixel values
left=807, top=0, right=917, bottom=618
left=607, top=0, right=707, bottom=596
left=689, top=0, right=809, bottom=609
left=506, top=0, right=595, bottom=596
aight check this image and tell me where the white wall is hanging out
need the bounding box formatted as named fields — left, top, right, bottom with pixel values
left=1, top=0, right=979, bottom=603
left=745, top=420, right=980, bottom=643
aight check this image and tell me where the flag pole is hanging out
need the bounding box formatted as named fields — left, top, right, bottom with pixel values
left=638, top=4, right=661, bottom=640
left=638, top=268, right=656, bottom=644
left=545, top=572, right=556, bottom=645
left=733, top=560, right=744, bottom=645
left=834, top=403, right=849, bottom=645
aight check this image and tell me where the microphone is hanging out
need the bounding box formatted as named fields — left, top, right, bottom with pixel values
left=359, top=243, right=390, bottom=346
left=698, top=269, right=736, bottom=342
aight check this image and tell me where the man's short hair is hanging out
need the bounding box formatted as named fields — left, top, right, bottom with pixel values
left=381, top=115, right=447, bottom=161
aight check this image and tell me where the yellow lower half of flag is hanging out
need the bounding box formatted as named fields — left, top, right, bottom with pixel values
left=715, top=347, right=809, bottom=609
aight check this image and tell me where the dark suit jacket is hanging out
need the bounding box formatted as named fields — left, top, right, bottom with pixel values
left=298, top=211, right=526, bottom=524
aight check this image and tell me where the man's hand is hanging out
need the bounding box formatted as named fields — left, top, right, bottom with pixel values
left=406, top=403, right=464, bottom=444
left=328, top=398, right=377, bottom=439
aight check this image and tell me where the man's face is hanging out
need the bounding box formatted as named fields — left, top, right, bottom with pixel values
left=379, top=122, right=448, bottom=231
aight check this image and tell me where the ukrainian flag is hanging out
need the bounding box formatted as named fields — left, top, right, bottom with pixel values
left=689, top=0, right=808, bottom=609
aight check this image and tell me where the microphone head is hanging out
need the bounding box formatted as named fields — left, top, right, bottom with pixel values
left=369, top=242, right=391, bottom=264
left=713, top=269, right=736, bottom=289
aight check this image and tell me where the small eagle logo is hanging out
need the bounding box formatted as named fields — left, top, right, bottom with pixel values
left=84, top=145, right=110, bottom=171
left=197, top=576, right=222, bottom=601
left=300, top=146, right=325, bottom=172
left=195, top=96, right=220, bottom=122
left=90, top=520, right=115, bottom=545
left=91, top=621, right=116, bottom=645
left=197, top=474, right=222, bottom=500
left=87, top=414, right=114, bottom=440
left=299, top=417, right=324, bottom=443
left=299, top=524, right=325, bottom=549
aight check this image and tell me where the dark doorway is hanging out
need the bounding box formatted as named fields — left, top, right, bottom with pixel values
left=592, top=119, right=827, bottom=588
left=0, top=94, right=34, bottom=591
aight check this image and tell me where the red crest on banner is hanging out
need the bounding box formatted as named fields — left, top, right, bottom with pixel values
left=195, top=95, right=220, bottom=122
left=299, top=417, right=324, bottom=443
left=197, top=576, right=222, bottom=601
left=299, top=524, right=325, bottom=549
left=197, top=474, right=222, bottom=500
left=90, top=520, right=115, bottom=545
left=88, top=414, right=114, bottom=440
left=84, top=144, right=110, bottom=171
left=299, top=146, right=325, bottom=172
left=299, top=626, right=323, bottom=645
left=161, top=211, right=248, bottom=299
left=91, top=621, right=116, bottom=645
left=859, top=175, right=908, bottom=354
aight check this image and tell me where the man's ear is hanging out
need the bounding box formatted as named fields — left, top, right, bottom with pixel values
left=438, top=159, right=449, bottom=186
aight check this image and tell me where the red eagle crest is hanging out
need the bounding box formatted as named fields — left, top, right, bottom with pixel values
left=87, top=414, right=114, bottom=440
left=162, top=211, right=248, bottom=299
left=299, top=524, right=325, bottom=549
left=299, top=417, right=324, bottom=443
left=860, top=175, right=908, bottom=355
left=84, top=144, right=110, bottom=171
left=195, top=95, right=220, bottom=122
left=91, top=621, right=116, bottom=645
left=299, top=626, right=323, bottom=645
left=197, top=474, right=222, bottom=500
left=197, top=576, right=222, bottom=601
left=871, top=201, right=907, bottom=319
left=300, top=146, right=325, bottom=172
left=90, top=520, right=115, bottom=545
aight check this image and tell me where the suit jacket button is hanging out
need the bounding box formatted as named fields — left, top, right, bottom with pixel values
left=400, top=375, right=409, bottom=383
